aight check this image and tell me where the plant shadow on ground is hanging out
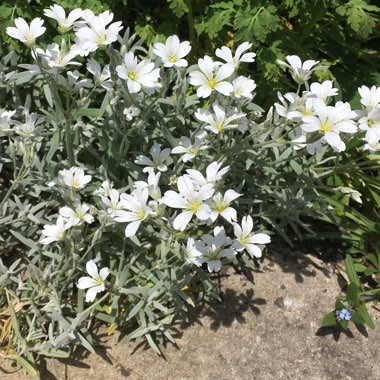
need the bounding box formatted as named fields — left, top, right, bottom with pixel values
left=264, top=237, right=345, bottom=284
left=265, top=238, right=373, bottom=342
left=29, top=338, right=133, bottom=380
left=25, top=238, right=365, bottom=378
left=316, top=323, right=370, bottom=343
left=183, top=285, right=267, bottom=333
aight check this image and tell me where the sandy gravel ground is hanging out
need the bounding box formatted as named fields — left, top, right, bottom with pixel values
left=2, top=245, right=380, bottom=380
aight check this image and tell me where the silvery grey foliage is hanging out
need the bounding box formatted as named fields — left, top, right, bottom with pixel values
left=0, top=6, right=376, bottom=376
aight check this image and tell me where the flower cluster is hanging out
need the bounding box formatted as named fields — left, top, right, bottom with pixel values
left=2, top=5, right=377, bottom=365
left=357, top=85, right=380, bottom=153
left=41, top=167, right=94, bottom=244
left=274, top=57, right=365, bottom=154
left=185, top=216, right=270, bottom=273
left=189, top=42, right=256, bottom=99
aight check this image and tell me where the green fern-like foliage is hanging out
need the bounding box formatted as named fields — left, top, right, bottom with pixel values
left=337, top=0, right=380, bottom=38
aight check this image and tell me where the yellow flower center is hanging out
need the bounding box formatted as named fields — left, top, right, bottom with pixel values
left=96, top=34, right=107, bottom=45
left=216, top=123, right=225, bottom=132
left=128, top=70, right=138, bottom=81
left=208, top=251, right=218, bottom=261
left=368, top=119, right=376, bottom=128
left=71, top=179, right=81, bottom=188
left=96, top=277, right=104, bottom=286
left=302, top=109, right=313, bottom=116
left=188, top=200, right=200, bottom=212
left=215, top=203, right=225, bottom=212
left=24, top=34, right=35, bottom=47
left=320, top=119, right=331, bottom=133
left=207, top=78, right=217, bottom=89
left=168, top=54, right=177, bottom=63
left=58, top=25, right=71, bottom=33
left=75, top=210, right=85, bottom=219
left=240, top=235, right=249, bottom=245
left=189, top=147, right=199, bottom=155
left=137, top=208, right=147, bottom=220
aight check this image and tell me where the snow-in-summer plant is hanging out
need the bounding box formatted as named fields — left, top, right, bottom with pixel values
left=0, top=5, right=377, bottom=375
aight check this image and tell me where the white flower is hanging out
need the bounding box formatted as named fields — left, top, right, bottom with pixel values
left=363, top=135, right=380, bottom=153
left=13, top=112, right=44, bottom=140
left=77, top=260, right=109, bottom=302
left=358, top=85, right=380, bottom=109
left=215, top=42, right=256, bottom=69
left=0, top=110, right=15, bottom=136
left=186, top=161, right=230, bottom=188
left=135, top=143, right=171, bottom=173
left=59, top=202, right=94, bottom=226
left=114, top=188, right=153, bottom=237
left=200, top=226, right=237, bottom=273
left=123, top=106, right=141, bottom=121
left=189, top=55, right=234, bottom=98
left=277, top=55, right=327, bottom=84
left=292, top=129, right=325, bottom=155
left=86, top=58, right=112, bottom=90
left=162, top=175, right=214, bottom=231
left=19, top=48, right=53, bottom=74
left=275, top=92, right=318, bottom=122
left=194, top=103, right=246, bottom=134
left=95, top=180, right=113, bottom=196
left=305, top=81, right=338, bottom=102
left=59, top=167, right=92, bottom=189
left=233, top=216, right=271, bottom=258
left=335, top=186, right=362, bottom=204
left=359, top=107, right=380, bottom=141
left=209, top=190, right=242, bottom=224
left=153, top=35, right=191, bottom=68
left=44, top=5, right=82, bottom=33
left=171, top=134, right=209, bottom=162
left=57, top=70, right=93, bottom=93
left=134, top=172, right=162, bottom=200
left=74, top=10, right=123, bottom=53
left=116, top=52, right=160, bottom=94
left=232, top=76, right=256, bottom=99
left=101, top=189, right=123, bottom=218
left=301, top=101, right=358, bottom=152
left=40, top=216, right=71, bottom=244
left=37, top=43, right=81, bottom=69
left=184, top=237, right=205, bottom=266
left=6, top=18, right=46, bottom=47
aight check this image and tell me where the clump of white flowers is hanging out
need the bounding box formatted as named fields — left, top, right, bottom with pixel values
left=2, top=5, right=377, bottom=367
left=273, top=58, right=378, bottom=155
left=77, top=260, right=110, bottom=302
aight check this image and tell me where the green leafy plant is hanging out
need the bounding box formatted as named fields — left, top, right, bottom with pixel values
left=318, top=143, right=380, bottom=332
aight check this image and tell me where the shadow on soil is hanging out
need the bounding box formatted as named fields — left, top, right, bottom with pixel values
left=26, top=238, right=353, bottom=378
left=265, top=238, right=345, bottom=283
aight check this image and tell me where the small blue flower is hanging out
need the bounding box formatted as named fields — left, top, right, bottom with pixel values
left=337, top=308, right=352, bottom=321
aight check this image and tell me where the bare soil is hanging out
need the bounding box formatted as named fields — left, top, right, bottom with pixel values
left=2, top=245, right=380, bottom=380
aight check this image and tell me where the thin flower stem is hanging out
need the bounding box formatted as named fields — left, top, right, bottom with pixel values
left=31, top=47, right=75, bottom=165
left=31, top=47, right=65, bottom=116
left=0, top=163, right=27, bottom=212
left=7, top=137, right=18, bottom=177
left=65, top=92, right=76, bottom=166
